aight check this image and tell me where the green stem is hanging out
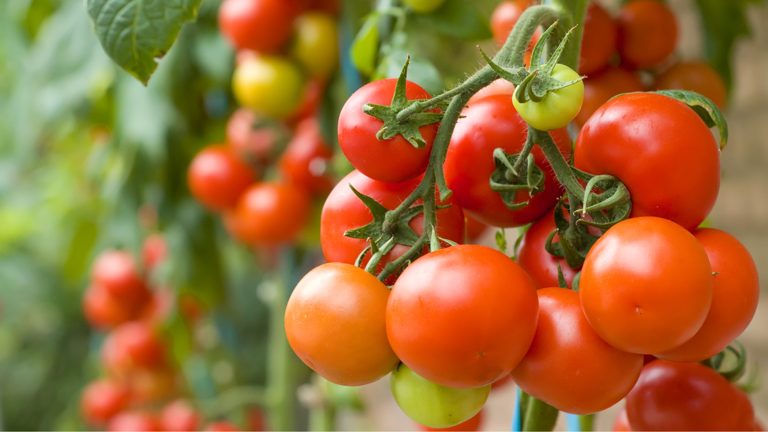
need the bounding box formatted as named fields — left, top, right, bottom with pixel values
left=579, top=414, right=595, bottom=432
left=511, top=130, right=537, bottom=176
left=533, top=128, right=584, bottom=199
left=546, top=0, right=590, bottom=71
left=198, top=387, right=266, bottom=419
left=522, top=394, right=559, bottom=432
left=377, top=232, right=427, bottom=282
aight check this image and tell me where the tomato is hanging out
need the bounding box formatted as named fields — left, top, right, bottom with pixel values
left=141, top=234, right=166, bottom=272
left=224, top=182, right=310, bottom=245
left=514, top=64, right=584, bottom=131
left=464, top=212, right=489, bottom=243
left=580, top=217, right=713, bottom=354
left=444, top=94, right=572, bottom=228
left=626, top=360, right=755, bottom=431
left=80, top=379, right=131, bottom=426
left=301, top=0, right=339, bottom=15
left=654, top=61, right=727, bottom=109
left=92, top=250, right=150, bottom=306
left=320, top=170, right=465, bottom=283
left=575, top=92, right=721, bottom=231
left=491, top=374, right=512, bottom=390
left=516, top=208, right=581, bottom=289
left=160, top=400, right=200, bottom=432
left=291, top=12, right=338, bottom=78
left=246, top=406, right=267, bottom=431
left=490, top=1, right=538, bottom=48
left=205, top=421, right=240, bottom=432
left=139, top=288, right=174, bottom=325
left=617, top=0, right=677, bottom=69
left=656, top=228, right=759, bottom=362
left=288, top=78, right=326, bottom=123
left=574, top=67, right=644, bottom=128
left=468, top=79, right=516, bottom=105
left=101, top=322, right=166, bottom=374
left=188, top=145, right=255, bottom=212
left=387, top=245, right=538, bottom=388
left=285, top=263, right=399, bottom=386
left=418, top=409, right=483, bottom=431
left=579, top=1, right=617, bottom=75
left=511, top=288, right=643, bottom=414
left=83, top=284, right=144, bottom=330
left=278, top=118, right=334, bottom=195
left=233, top=56, right=305, bottom=120
left=107, top=412, right=160, bottom=432
left=126, top=367, right=178, bottom=404
left=226, top=108, right=288, bottom=169
left=401, top=0, right=447, bottom=13
left=338, top=78, right=438, bottom=184
left=613, top=407, right=631, bottom=432
left=390, top=363, right=490, bottom=429
left=218, top=0, right=296, bottom=52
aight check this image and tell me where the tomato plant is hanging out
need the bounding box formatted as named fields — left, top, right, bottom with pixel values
left=617, top=0, right=678, bottom=69
left=232, top=56, right=306, bottom=120
left=188, top=145, right=256, bottom=212
left=291, top=12, right=339, bottom=78
left=579, top=1, right=617, bottom=75
left=224, top=182, right=310, bottom=245
left=218, top=0, right=296, bottom=52
left=654, top=61, right=727, bottom=109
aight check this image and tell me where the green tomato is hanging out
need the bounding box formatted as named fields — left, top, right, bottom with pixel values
left=513, top=64, right=584, bottom=131
left=291, top=12, right=339, bottom=78
left=390, top=363, right=490, bottom=428
left=401, top=0, right=447, bottom=14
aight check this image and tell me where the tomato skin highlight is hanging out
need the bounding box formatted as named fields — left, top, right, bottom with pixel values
left=444, top=94, right=572, bottom=228
left=617, top=0, right=677, bottom=69
left=338, top=79, right=437, bottom=184
left=188, top=145, right=255, bottom=212
left=513, top=64, right=585, bottom=131
left=575, top=92, right=721, bottom=231
left=387, top=245, right=539, bottom=389
left=107, top=412, right=161, bottom=432
left=654, top=61, right=727, bottom=109
left=285, top=263, right=399, bottom=386
left=626, top=360, right=755, bottom=431
left=579, top=217, right=713, bottom=354
left=511, top=288, right=643, bottom=414
left=656, top=228, right=759, bottom=362
left=516, top=208, right=581, bottom=289
left=160, top=400, right=201, bottom=432
left=579, top=1, right=617, bottom=75
left=80, top=379, right=131, bottom=426
left=224, top=182, right=310, bottom=245
left=218, top=0, right=296, bottom=52
left=574, top=67, right=644, bottom=128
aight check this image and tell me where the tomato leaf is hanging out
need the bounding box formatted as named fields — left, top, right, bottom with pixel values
left=351, top=12, right=380, bottom=76
left=86, top=0, right=203, bottom=85
left=495, top=229, right=508, bottom=254
left=653, top=89, right=729, bottom=149
left=414, top=0, right=492, bottom=42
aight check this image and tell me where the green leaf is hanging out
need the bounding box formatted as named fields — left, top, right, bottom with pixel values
left=653, top=89, right=729, bottom=149
left=86, top=0, right=203, bottom=85
left=415, top=0, right=492, bottom=42
left=351, top=13, right=379, bottom=76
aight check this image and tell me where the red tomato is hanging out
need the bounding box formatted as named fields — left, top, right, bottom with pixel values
left=224, top=182, right=310, bottom=245
left=80, top=379, right=131, bottom=426
left=657, top=229, right=759, bottom=362
left=83, top=284, right=144, bottom=329
left=139, top=287, right=174, bottom=325
left=160, top=400, right=200, bottom=432
left=654, top=61, right=727, bottom=109
left=141, top=234, right=166, bottom=272
left=101, top=322, right=166, bottom=374
left=464, top=212, right=489, bottom=243
left=579, top=2, right=617, bottom=75
left=205, top=421, right=240, bottom=432
left=419, top=409, right=483, bottom=431
left=626, top=360, right=755, bottom=431
left=226, top=108, right=287, bottom=169
left=613, top=407, right=632, bottom=432
left=491, top=373, right=512, bottom=390
left=246, top=406, right=268, bottom=431
left=286, top=263, right=400, bottom=386
left=580, top=217, right=713, bottom=354
left=278, top=118, right=334, bottom=195
left=108, top=412, right=160, bottom=432
left=338, top=79, right=438, bottom=184
left=516, top=208, right=581, bottom=289
left=468, top=79, right=516, bottom=105
left=444, top=94, right=572, bottom=228
left=288, top=78, right=326, bottom=124
left=188, top=145, right=255, bottom=212
left=511, top=288, right=643, bottom=414
left=320, top=170, right=465, bottom=283
left=575, top=92, right=721, bottom=231
left=387, top=245, right=539, bottom=388
left=617, top=0, right=677, bottom=69
left=490, top=1, right=539, bottom=49
left=218, top=0, right=297, bottom=52
left=92, top=250, right=150, bottom=306
left=574, top=67, right=644, bottom=128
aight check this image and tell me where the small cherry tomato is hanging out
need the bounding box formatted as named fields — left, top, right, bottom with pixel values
left=514, top=64, right=584, bottom=131
left=291, top=12, right=338, bottom=78
left=418, top=408, right=483, bottom=431
left=657, top=228, right=759, bottom=362
left=224, top=182, right=310, bottom=245
left=613, top=407, right=631, bottom=432
left=80, top=379, right=131, bottom=426
left=141, top=233, right=166, bottom=272
left=107, top=412, right=160, bottom=432
left=218, top=0, right=296, bottom=52
left=617, top=0, right=677, bottom=69
left=233, top=56, right=305, bottom=119
left=83, top=284, right=144, bottom=329
left=160, top=400, right=201, bottom=432
left=654, top=61, right=727, bottom=109
left=516, top=208, right=581, bottom=289
left=468, top=79, right=516, bottom=105
left=490, top=1, right=539, bottom=49
left=188, top=145, right=255, bottom=212
left=92, top=250, right=150, bottom=306
left=101, top=322, right=166, bottom=374
left=278, top=118, right=334, bottom=195
left=401, top=0, right=447, bottom=14
left=338, top=78, right=438, bottom=184
left=579, top=1, right=617, bottom=75
left=226, top=108, right=289, bottom=169
left=205, top=421, right=241, bottom=431
left=580, top=217, right=713, bottom=354
left=574, top=67, right=644, bottom=128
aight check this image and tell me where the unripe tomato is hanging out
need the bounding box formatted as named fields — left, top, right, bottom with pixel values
left=654, top=61, right=727, bottom=109
left=574, top=67, right=644, bottom=128
left=218, top=0, right=296, bottom=52
left=278, top=118, right=334, bottom=195
left=626, top=360, right=755, bottom=431
left=107, top=412, right=160, bottom=432
left=205, top=421, right=240, bottom=431
left=387, top=245, right=538, bottom=388
left=226, top=108, right=288, bottom=170
left=160, top=400, right=200, bottom=432
left=656, top=229, right=759, bottom=362
left=224, top=182, right=310, bottom=245
left=516, top=208, right=581, bottom=289
left=580, top=217, right=713, bottom=354
left=291, top=12, right=338, bottom=78
left=233, top=56, right=305, bottom=120
left=390, top=363, right=490, bottom=429
left=188, top=145, right=255, bottom=212
left=575, top=92, right=721, bottom=231
left=80, top=379, right=131, bottom=426
left=490, top=1, right=538, bottom=48
left=285, top=263, right=399, bottom=386
left=418, top=410, right=483, bottom=431
left=101, top=322, right=166, bottom=373
left=401, top=0, right=447, bottom=13
left=579, top=1, right=617, bottom=75
left=83, top=284, right=144, bottom=329
left=444, top=94, right=572, bottom=227
left=617, top=0, right=677, bottom=69
left=338, top=79, right=438, bottom=184
left=514, top=64, right=584, bottom=131
left=613, top=408, right=631, bottom=432
left=511, top=288, right=643, bottom=414
left=141, top=234, right=166, bottom=272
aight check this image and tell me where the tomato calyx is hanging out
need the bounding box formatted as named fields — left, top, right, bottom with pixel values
left=489, top=147, right=546, bottom=211
left=701, top=341, right=757, bottom=391
left=544, top=200, right=599, bottom=269
left=572, top=169, right=632, bottom=231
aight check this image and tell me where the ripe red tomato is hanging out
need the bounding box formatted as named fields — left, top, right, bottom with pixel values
left=224, top=182, right=310, bottom=245
left=320, top=170, right=465, bottom=283
left=160, top=400, right=200, bottom=432
left=101, top=322, right=166, bottom=374
left=108, top=412, right=160, bottom=432
left=83, top=284, right=144, bottom=329
left=444, top=94, right=572, bottom=227
left=613, top=407, right=631, bottom=432
left=490, top=1, right=538, bottom=48
left=654, top=61, right=727, bottom=109
left=580, top=217, right=713, bottom=354
left=80, top=379, right=131, bottom=426
left=617, top=0, right=677, bottom=69
left=575, top=92, right=721, bottom=231
left=205, top=421, right=240, bottom=432
left=464, top=212, right=489, bottom=243
left=387, top=245, right=539, bottom=389
left=278, top=118, right=334, bottom=195
left=226, top=108, right=287, bottom=169
left=418, top=409, right=484, bottom=431
left=246, top=406, right=267, bottom=431
left=579, top=1, right=617, bottom=75
left=141, top=234, right=166, bottom=272
left=338, top=79, right=438, bottom=184
left=285, top=263, right=400, bottom=386
left=516, top=208, right=581, bottom=289
left=574, top=67, right=644, bottom=128
left=218, top=0, right=297, bottom=52
left=188, top=145, right=255, bottom=212
left=511, top=288, right=643, bottom=414
left=626, top=360, right=755, bottom=431
left=657, top=228, right=759, bottom=362
left=92, top=250, right=150, bottom=306
left=467, top=80, right=516, bottom=105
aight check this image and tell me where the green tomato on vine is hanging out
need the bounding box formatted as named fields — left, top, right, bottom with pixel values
left=513, top=63, right=584, bottom=131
